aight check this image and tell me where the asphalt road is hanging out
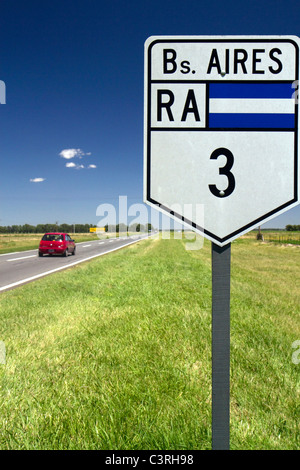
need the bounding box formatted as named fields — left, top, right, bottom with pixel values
left=0, top=234, right=150, bottom=292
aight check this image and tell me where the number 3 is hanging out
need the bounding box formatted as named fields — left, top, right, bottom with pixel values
left=209, top=147, right=235, bottom=198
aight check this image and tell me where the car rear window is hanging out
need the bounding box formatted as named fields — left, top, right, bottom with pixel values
left=42, top=234, right=64, bottom=241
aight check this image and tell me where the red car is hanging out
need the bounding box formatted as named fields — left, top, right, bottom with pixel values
left=39, top=232, right=76, bottom=257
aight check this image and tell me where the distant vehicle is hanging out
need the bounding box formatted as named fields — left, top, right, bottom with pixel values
left=38, top=233, right=76, bottom=257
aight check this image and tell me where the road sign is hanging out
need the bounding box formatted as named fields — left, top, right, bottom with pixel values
left=144, top=36, right=300, bottom=246
left=144, top=35, right=300, bottom=451
left=90, top=227, right=105, bottom=232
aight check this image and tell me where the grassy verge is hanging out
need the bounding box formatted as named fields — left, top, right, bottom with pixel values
left=0, top=235, right=299, bottom=449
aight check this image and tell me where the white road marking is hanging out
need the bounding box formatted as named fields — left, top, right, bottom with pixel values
left=82, top=244, right=91, bottom=247
left=0, top=249, right=38, bottom=257
left=6, top=255, right=37, bottom=262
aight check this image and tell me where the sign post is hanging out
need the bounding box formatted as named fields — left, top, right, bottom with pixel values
left=211, top=242, right=231, bottom=450
left=144, top=35, right=300, bottom=449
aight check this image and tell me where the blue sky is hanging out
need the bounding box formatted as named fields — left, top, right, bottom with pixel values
left=0, top=0, right=299, bottom=229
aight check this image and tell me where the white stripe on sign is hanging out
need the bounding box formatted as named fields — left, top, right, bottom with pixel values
left=209, top=98, right=295, bottom=114
left=7, top=254, right=37, bottom=262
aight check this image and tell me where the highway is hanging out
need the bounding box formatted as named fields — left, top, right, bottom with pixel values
left=0, top=234, right=150, bottom=292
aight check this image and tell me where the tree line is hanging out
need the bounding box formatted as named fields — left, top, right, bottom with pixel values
left=106, top=223, right=153, bottom=232
left=0, top=223, right=154, bottom=234
left=0, top=223, right=94, bottom=234
left=285, top=225, right=300, bottom=231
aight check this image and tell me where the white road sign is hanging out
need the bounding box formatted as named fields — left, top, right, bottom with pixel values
left=144, top=36, right=300, bottom=246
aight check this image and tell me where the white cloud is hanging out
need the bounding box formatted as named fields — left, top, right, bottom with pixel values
left=60, top=148, right=95, bottom=170
left=30, top=178, right=45, bottom=183
left=59, top=148, right=85, bottom=159
left=65, top=161, right=87, bottom=169
left=66, top=162, right=85, bottom=169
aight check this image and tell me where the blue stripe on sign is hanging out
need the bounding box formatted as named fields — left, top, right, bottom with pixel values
left=209, top=113, right=295, bottom=128
left=209, top=83, right=295, bottom=99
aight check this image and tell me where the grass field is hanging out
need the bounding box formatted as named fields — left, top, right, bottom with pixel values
left=0, top=234, right=299, bottom=449
left=242, top=230, right=300, bottom=245
left=262, top=232, right=300, bottom=245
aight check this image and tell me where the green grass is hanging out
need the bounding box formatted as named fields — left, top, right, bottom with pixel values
left=0, top=235, right=299, bottom=449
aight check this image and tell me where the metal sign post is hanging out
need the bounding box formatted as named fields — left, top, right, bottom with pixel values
left=211, top=242, right=231, bottom=450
